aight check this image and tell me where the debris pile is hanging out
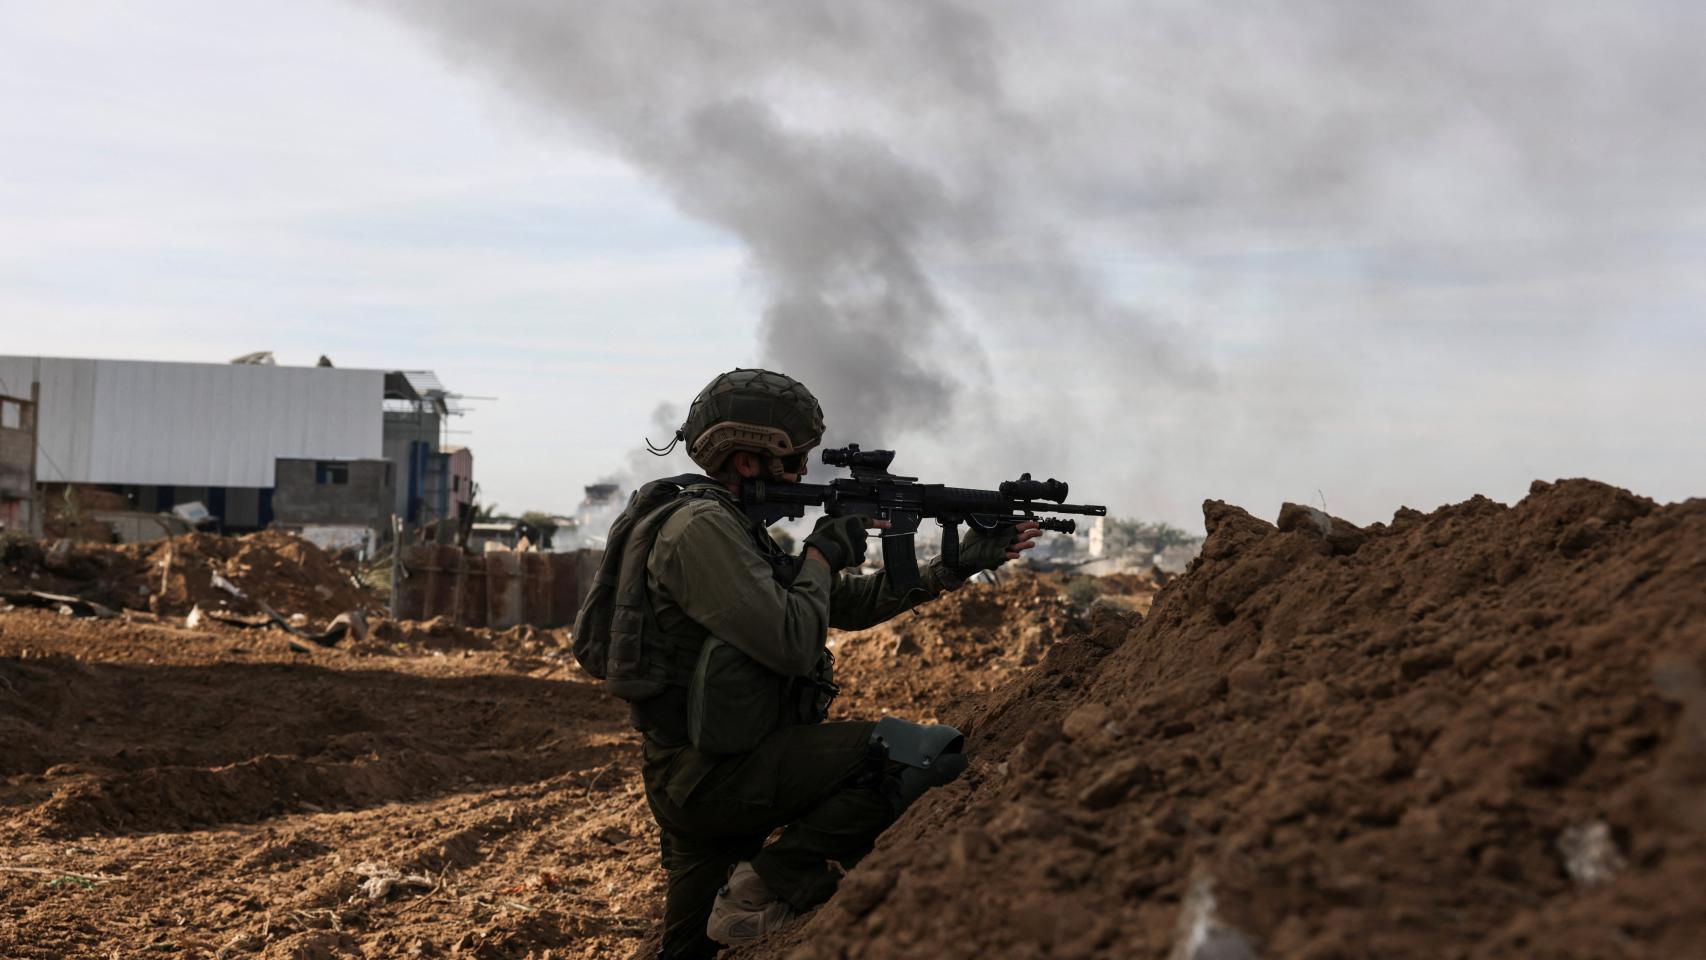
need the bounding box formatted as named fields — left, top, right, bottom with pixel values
left=36, top=485, right=133, bottom=541
left=746, top=480, right=1706, bottom=959
left=829, top=571, right=1155, bottom=722
left=1, top=529, right=374, bottom=627
left=133, top=530, right=372, bottom=621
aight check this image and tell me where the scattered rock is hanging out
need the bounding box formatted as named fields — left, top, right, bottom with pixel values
left=1276, top=502, right=1368, bottom=556
left=352, top=861, right=434, bottom=900
left=1170, top=876, right=1259, bottom=960
left=1557, top=821, right=1626, bottom=889
left=1061, top=702, right=1113, bottom=743
left=1077, top=756, right=1156, bottom=810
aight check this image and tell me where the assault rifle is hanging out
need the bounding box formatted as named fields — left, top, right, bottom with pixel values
left=741, top=444, right=1108, bottom=588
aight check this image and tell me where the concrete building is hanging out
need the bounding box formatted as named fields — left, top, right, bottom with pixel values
left=0, top=388, right=37, bottom=533
left=0, top=355, right=469, bottom=539
left=382, top=371, right=472, bottom=528
left=271, top=458, right=396, bottom=529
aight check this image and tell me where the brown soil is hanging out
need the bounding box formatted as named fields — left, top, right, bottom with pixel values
left=0, top=610, right=659, bottom=960
left=37, top=484, right=134, bottom=541
left=827, top=571, right=1153, bottom=724
left=134, top=530, right=375, bottom=622
left=0, top=557, right=1129, bottom=959
left=740, top=479, right=1706, bottom=960
left=8, top=478, right=1702, bottom=959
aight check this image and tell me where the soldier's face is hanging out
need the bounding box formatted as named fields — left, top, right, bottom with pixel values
left=731, top=451, right=803, bottom=483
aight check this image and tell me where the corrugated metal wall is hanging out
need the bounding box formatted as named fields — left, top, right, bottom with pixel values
left=394, top=546, right=598, bottom=629
left=0, top=357, right=383, bottom=488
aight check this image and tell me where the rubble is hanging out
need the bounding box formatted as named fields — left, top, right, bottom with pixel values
left=0, top=528, right=374, bottom=626
left=352, top=862, right=436, bottom=900
left=828, top=570, right=1157, bottom=722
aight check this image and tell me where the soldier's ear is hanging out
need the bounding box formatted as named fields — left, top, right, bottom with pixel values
left=732, top=452, right=763, bottom=479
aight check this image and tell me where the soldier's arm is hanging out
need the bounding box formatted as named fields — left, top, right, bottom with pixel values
left=827, top=559, right=965, bottom=631
left=650, top=504, right=833, bottom=677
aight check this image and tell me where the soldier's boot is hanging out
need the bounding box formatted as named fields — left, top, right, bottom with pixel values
left=705, top=862, right=793, bottom=946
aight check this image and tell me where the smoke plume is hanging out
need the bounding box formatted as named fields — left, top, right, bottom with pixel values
left=377, top=0, right=1706, bottom=524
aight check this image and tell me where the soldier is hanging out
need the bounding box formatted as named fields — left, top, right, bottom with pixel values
left=584, top=369, right=1036, bottom=958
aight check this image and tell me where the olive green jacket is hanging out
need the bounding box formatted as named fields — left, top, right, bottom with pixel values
left=646, top=484, right=965, bottom=677
left=643, top=483, right=964, bottom=804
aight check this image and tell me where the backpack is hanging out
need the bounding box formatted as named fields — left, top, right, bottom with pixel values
left=572, top=472, right=838, bottom=753
left=572, top=473, right=716, bottom=699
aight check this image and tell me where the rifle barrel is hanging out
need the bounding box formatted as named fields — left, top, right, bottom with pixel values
left=742, top=479, right=1106, bottom=519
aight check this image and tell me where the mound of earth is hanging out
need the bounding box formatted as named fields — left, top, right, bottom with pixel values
left=133, top=530, right=374, bottom=621
left=828, top=571, right=1155, bottom=723
left=742, top=479, right=1706, bottom=959
left=2, top=529, right=374, bottom=624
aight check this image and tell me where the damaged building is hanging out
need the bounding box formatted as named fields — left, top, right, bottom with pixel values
left=0, top=355, right=472, bottom=547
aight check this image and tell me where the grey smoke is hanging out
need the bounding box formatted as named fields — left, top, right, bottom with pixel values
left=376, top=0, right=1706, bottom=523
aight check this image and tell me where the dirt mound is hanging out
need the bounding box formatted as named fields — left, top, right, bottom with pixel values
left=743, top=479, right=1706, bottom=959
left=828, top=572, right=1151, bottom=723
left=37, top=484, right=133, bottom=541
left=2, top=529, right=375, bottom=623
left=134, top=529, right=373, bottom=620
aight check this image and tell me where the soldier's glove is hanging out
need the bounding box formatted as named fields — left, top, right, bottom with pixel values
left=950, top=524, right=1021, bottom=577
left=804, top=515, right=871, bottom=573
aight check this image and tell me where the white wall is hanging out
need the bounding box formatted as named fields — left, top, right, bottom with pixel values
left=0, top=356, right=383, bottom=487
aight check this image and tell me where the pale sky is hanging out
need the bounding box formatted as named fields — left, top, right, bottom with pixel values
left=3, top=1, right=1703, bottom=529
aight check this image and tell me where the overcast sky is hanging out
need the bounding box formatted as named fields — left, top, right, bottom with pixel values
left=3, top=1, right=1703, bottom=529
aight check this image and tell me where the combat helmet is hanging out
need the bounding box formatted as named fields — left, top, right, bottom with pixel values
left=675, top=368, right=825, bottom=474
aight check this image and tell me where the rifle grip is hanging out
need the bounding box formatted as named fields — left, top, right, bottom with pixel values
left=884, top=532, right=922, bottom=589
left=941, top=521, right=960, bottom=568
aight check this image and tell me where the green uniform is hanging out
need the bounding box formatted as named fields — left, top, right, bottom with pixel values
left=637, top=484, right=962, bottom=959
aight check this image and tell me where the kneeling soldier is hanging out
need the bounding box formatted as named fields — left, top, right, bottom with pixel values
left=574, top=368, right=1035, bottom=959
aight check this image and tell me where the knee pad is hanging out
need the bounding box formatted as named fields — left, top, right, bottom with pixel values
left=870, top=717, right=967, bottom=813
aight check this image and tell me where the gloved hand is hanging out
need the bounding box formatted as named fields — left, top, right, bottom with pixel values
left=804, top=514, right=872, bottom=572
left=950, top=521, right=1041, bottom=576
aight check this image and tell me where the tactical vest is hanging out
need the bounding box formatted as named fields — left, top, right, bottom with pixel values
left=571, top=475, right=835, bottom=754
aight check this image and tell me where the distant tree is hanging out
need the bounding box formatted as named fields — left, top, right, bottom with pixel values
left=1103, top=517, right=1202, bottom=557
left=520, top=511, right=560, bottom=549
left=1141, top=522, right=1199, bottom=552
left=768, top=525, right=796, bottom=554
left=471, top=502, right=501, bottom=522
left=1063, top=576, right=1103, bottom=609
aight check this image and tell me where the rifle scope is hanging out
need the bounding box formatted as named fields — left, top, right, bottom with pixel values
left=821, top=444, right=896, bottom=472
left=999, top=473, right=1068, bottom=503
